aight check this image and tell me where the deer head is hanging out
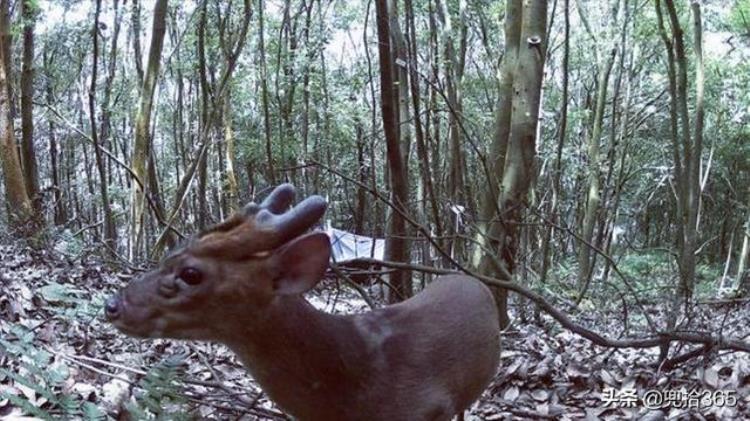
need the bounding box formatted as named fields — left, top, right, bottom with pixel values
left=105, top=184, right=330, bottom=341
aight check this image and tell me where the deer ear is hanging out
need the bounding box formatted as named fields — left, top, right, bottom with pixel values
left=271, top=232, right=330, bottom=295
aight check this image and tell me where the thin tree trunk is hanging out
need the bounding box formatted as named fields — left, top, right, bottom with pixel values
left=44, top=46, right=66, bottom=225
left=739, top=199, right=750, bottom=292
left=101, top=0, right=122, bottom=197
left=129, top=0, right=167, bottom=259
left=405, top=0, right=441, bottom=243
left=300, top=0, right=314, bottom=189
left=578, top=40, right=617, bottom=292
left=661, top=0, right=704, bottom=299
left=20, top=0, right=41, bottom=214
left=540, top=0, right=569, bottom=285
left=223, top=95, right=239, bottom=210
left=151, top=0, right=251, bottom=257
left=354, top=120, right=367, bottom=234
left=375, top=0, right=411, bottom=303
left=131, top=0, right=144, bottom=86
left=217, top=0, right=252, bottom=211
left=196, top=1, right=210, bottom=228
left=258, top=0, right=275, bottom=184
left=472, top=0, right=522, bottom=276
left=437, top=0, right=469, bottom=259
left=90, top=0, right=117, bottom=250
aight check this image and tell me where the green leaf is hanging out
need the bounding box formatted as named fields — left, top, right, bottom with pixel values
left=39, top=282, right=82, bottom=303
left=82, top=402, right=106, bottom=421
left=0, top=391, right=54, bottom=421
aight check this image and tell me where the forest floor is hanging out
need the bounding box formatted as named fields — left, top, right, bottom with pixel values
left=1, top=239, right=749, bottom=420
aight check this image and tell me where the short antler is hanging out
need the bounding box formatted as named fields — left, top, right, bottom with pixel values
left=194, top=183, right=327, bottom=258
left=242, top=182, right=296, bottom=215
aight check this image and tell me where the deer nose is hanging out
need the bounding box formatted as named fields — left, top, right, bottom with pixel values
left=105, top=296, right=121, bottom=320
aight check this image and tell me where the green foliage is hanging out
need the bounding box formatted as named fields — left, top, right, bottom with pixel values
left=730, top=0, right=750, bottom=33
left=125, top=353, right=191, bottom=420
left=1, top=325, right=190, bottom=419
left=618, top=252, right=673, bottom=280
left=39, top=279, right=106, bottom=321
left=52, top=229, right=84, bottom=257
left=39, top=281, right=84, bottom=304
left=0, top=326, right=103, bottom=420
left=695, top=263, right=722, bottom=286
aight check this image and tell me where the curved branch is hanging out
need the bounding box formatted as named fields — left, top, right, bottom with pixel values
left=347, top=257, right=750, bottom=353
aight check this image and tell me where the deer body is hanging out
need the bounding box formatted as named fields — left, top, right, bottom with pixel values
left=225, top=275, right=499, bottom=420
left=106, top=185, right=500, bottom=420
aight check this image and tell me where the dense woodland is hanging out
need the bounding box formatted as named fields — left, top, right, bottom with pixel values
left=1, top=0, right=750, bottom=418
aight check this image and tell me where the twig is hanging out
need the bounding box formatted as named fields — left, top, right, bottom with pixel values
left=49, top=348, right=138, bottom=386
left=329, top=262, right=376, bottom=309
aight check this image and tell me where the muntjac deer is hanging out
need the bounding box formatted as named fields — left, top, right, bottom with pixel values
left=106, top=184, right=500, bottom=420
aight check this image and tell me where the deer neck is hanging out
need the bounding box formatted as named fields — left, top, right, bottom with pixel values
left=221, top=295, right=369, bottom=412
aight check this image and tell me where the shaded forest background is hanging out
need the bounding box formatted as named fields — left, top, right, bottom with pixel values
left=1, top=0, right=749, bottom=297
left=1, top=0, right=750, bottom=418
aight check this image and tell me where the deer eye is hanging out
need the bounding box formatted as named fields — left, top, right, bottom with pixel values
left=178, top=267, right=203, bottom=285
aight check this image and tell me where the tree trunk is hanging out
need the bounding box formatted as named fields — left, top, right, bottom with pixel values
left=739, top=200, right=750, bottom=293
left=258, top=0, right=276, bottom=185
left=355, top=121, right=367, bottom=234
left=658, top=0, right=704, bottom=300
left=0, top=0, right=33, bottom=230
left=101, top=0, right=122, bottom=200
left=540, top=0, right=569, bottom=286
left=578, top=45, right=616, bottom=292
left=217, top=0, right=252, bottom=211
left=90, top=0, right=117, bottom=251
left=375, top=0, right=411, bottom=303
left=131, top=0, right=144, bottom=86
left=129, top=0, right=167, bottom=259
left=20, top=0, right=41, bottom=214
left=405, top=0, right=441, bottom=247
left=44, top=46, right=66, bottom=225
left=472, top=0, right=547, bottom=328
left=223, top=95, right=239, bottom=210
left=437, top=0, right=469, bottom=260
left=196, top=1, right=210, bottom=229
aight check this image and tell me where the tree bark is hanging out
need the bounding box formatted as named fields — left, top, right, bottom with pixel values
left=658, top=0, right=704, bottom=300
left=375, top=0, right=411, bottom=302
left=101, top=0, right=122, bottom=198
left=20, top=0, right=41, bottom=214
left=405, top=0, right=441, bottom=246
left=540, top=0, right=570, bottom=286
left=578, top=45, right=616, bottom=291
left=0, top=0, right=33, bottom=230
left=472, top=0, right=547, bottom=328
left=131, top=0, right=144, bottom=86
left=44, top=46, right=66, bottom=225
left=217, top=0, right=252, bottom=211
left=90, top=0, right=118, bottom=250
left=739, top=197, right=750, bottom=292
left=258, top=0, right=276, bottom=185
left=129, top=0, right=167, bottom=259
